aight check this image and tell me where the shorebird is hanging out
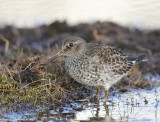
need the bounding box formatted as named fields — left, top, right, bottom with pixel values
left=44, top=36, right=146, bottom=104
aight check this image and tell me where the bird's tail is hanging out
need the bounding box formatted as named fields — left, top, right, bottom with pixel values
left=135, top=54, right=148, bottom=64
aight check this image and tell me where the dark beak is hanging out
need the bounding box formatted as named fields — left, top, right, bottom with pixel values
left=42, top=51, right=61, bottom=65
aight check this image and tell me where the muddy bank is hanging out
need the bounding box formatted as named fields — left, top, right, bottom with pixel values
left=0, top=21, right=159, bottom=113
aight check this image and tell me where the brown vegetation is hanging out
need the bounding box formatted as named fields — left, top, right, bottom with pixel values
left=0, top=21, right=159, bottom=108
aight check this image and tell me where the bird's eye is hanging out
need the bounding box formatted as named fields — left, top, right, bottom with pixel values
left=66, top=43, right=73, bottom=48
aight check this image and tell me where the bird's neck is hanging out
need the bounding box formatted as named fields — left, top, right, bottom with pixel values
left=65, top=53, right=84, bottom=62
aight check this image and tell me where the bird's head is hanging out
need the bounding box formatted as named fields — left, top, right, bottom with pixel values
left=44, top=36, right=86, bottom=64
left=60, top=36, right=87, bottom=57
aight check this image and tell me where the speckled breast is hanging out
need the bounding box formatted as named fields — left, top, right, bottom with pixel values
left=64, top=56, right=107, bottom=87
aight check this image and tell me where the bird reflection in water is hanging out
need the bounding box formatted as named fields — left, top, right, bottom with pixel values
left=86, top=104, right=115, bottom=122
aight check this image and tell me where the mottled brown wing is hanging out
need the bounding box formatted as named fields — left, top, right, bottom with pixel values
left=95, top=46, right=134, bottom=75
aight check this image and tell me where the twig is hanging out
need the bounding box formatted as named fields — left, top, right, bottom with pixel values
left=136, top=45, right=152, bottom=56
left=0, top=33, right=9, bottom=55
left=92, top=29, right=111, bottom=43
left=20, top=78, right=48, bottom=89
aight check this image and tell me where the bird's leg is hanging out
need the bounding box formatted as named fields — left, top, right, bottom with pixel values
left=103, top=90, right=109, bottom=104
left=104, top=104, right=109, bottom=115
left=97, top=87, right=101, bottom=106
left=95, top=106, right=100, bottom=117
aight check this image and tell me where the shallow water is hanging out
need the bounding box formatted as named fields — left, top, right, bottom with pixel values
left=1, top=86, right=160, bottom=122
